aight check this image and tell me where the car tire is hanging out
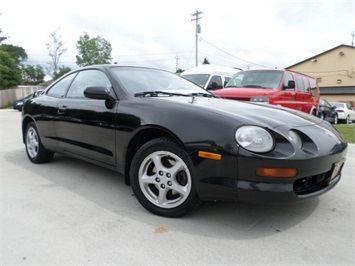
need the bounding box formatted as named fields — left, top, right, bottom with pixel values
left=345, top=115, right=350, bottom=124
left=25, top=122, right=54, bottom=164
left=319, top=112, right=324, bottom=120
left=333, top=115, right=338, bottom=124
left=130, top=137, right=201, bottom=217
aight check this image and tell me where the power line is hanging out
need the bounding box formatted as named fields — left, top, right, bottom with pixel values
left=200, top=38, right=273, bottom=69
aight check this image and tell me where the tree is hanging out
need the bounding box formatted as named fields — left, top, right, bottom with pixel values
left=76, top=32, right=112, bottom=67
left=0, top=44, right=28, bottom=63
left=0, top=50, right=22, bottom=89
left=45, top=28, right=67, bottom=78
left=53, top=65, right=71, bottom=80
left=21, top=64, right=45, bottom=85
left=202, top=58, right=210, bottom=64
left=0, top=29, right=8, bottom=43
left=175, top=68, right=184, bottom=74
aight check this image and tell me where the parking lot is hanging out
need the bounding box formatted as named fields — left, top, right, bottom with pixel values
left=1, top=109, right=354, bottom=265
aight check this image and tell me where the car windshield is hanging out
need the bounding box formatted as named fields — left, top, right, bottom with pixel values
left=180, top=74, right=210, bottom=88
left=112, top=67, right=210, bottom=96
left=226, top=70, right=283, bottom=89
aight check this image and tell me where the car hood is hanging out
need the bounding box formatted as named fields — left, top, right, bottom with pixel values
left=153, top=96, right=322, bottom=129
left=214, top=87, right=276, bottom=97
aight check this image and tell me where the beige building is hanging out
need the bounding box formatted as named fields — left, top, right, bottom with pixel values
left=286, top=44, right=355, bottom=104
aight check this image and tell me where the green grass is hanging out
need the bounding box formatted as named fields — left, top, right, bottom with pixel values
left=334, top=124, right=355, bottom=144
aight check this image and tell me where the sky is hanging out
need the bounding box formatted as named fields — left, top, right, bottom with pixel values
left=1, top=0, right=354, bottom=74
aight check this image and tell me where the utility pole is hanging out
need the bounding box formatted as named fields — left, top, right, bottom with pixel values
left=351, top=31, right=354, bottom=46
left=175, top=54, right=180, bottom=72
left=190, top=10, right=203, bottom=66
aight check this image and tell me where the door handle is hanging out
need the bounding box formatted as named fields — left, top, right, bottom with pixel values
left=57, top=105, right=68, bottom=115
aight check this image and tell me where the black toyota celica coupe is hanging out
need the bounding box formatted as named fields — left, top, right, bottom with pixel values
left=22, top=65, right=348, bottom=217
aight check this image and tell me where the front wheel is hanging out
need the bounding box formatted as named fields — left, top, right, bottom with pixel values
left=333, top=115, right=338, bottom=124
left=25, top=122, right=54, bottom=164
left=130, top=138, right=200, bottom=217
left=319, top=112, right=324, bottom=120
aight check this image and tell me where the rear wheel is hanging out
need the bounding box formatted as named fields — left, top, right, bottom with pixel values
left=25, top=122, right=54, bottom=163
left=130, top=137, right=200, bottom=217
left=345, top=115, right=350, bottom=124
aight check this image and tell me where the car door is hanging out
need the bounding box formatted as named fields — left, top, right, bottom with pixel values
left=54, top=69, right=117, bottom=166
left=293, top=74, right=308, bottom=112
left=277, top=72, right=297, bottom=109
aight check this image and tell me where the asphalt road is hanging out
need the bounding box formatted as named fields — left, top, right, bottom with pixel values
left=1, top=109, right=354, bottom=265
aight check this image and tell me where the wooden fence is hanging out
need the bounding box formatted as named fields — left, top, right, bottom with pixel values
left=0, top=86, right=45, bottom=108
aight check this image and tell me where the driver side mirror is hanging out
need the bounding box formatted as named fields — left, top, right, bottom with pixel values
left=284, top=80, right=295, bottom=90
left=84, top=86, right=116, bottom=101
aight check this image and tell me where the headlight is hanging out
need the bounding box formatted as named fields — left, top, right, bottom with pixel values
left=289, top=130, right=303, bottom=149
left=250, top=96, right=269, bottom=104
left=235, top=126, right=274, bottom=153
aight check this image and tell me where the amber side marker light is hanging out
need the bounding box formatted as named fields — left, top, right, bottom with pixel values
left=198, top=151, right=222, bottom=160
left=256, top=167, right=297, bottom=178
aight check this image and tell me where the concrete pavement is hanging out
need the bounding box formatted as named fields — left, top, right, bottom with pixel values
left=1, top=109, right=354, bottom=265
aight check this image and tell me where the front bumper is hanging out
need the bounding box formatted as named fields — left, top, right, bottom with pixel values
left=194, top=122, right=348, bottom=204
left=235, top=155, right=346, bottom=204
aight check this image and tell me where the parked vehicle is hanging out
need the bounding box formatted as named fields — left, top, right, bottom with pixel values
left=330, top=102, right=355, bottom=124
left=22, top=65, right=347, bottom=217
left=181, top=64, right=240, bottom=91
left=12, top=90, right=43, bottom=111
left=338, top=100, right=355, bottom=109
left=318, top=99, right=338, bottom=124
left=214, top=69, right=320, bottom=116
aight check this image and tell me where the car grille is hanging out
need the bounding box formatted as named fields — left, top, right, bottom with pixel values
left=293, top=169, right=333, bottom=196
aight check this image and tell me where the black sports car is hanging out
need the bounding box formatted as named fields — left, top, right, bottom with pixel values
left=318, top=98, right=338, bottom=124
left=22, top=65, right=348, bottom=217
left=12, top=90, right=43, bottom=111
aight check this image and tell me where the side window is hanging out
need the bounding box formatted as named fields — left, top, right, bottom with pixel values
left=283, top=73, right=295, bottom=89
left=302, top=76, right=310, bottom=93
left=309, top=78, right=319, bottom=97
left=295, top=75, right=305, bottom=93
left=66, top=70, right=112, bottom=98
left=207, top=75, right=223, bottom=90
left=47, top=73, right=76, bottom=98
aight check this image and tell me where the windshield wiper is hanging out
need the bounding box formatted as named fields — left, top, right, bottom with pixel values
left=134, top=91, right=216, bottom=98
left=186, top=92, right=216, bottom=98
left=134, top=91, right=187, bottom=97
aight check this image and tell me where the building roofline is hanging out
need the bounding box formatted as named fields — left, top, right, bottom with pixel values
left=285, top=44, right=355, bottom=69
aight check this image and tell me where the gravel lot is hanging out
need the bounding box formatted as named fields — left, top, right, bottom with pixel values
left=1, top=109, right=354, bottom=265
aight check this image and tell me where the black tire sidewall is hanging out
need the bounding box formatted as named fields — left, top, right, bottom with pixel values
left=130, top=138, right=200, bottom=217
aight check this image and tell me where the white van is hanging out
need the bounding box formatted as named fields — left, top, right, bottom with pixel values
left=181, top=64, right=240, bottom=91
